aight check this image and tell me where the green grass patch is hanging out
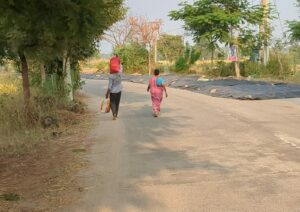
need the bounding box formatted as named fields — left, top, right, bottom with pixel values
left=0, top=193, right=21, bottom=202
left=72, top=148, right=86, bottom=153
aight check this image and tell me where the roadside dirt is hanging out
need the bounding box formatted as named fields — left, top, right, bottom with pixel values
left=0, top=108, right=95, bottom=212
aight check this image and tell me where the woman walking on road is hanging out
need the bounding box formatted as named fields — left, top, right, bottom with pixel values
left=106, top=54, right=123, bottom=120
left=147, top=69, right=168, bottom=117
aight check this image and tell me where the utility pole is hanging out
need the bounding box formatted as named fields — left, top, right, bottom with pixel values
left=152, top=22, right=161, bottom=65
left=260, top=0, right=270, bottom=66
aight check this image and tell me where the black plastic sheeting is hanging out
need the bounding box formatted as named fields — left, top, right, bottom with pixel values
left=81, top=74, right=300, bottom=100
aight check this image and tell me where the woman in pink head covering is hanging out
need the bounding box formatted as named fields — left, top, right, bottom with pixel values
left=147, top=69, right=168, bottom=117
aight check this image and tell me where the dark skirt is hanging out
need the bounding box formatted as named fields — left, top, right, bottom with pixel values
left=110, top=92, right=121, bottom=117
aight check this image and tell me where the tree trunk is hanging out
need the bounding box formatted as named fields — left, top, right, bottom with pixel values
left=210, top=48, right=215, bottom=69
left=235, top=61, right=241, bottom=79
left=188, top=47, right=192, bottom=65
left=148, top=49, right=151, bottom=75
left=18, top=50, right=31, bottom=104
left=63, top=52, right=73, bottom=101
left=234, top=45, right=241, bottom=79
left=154, top=38, right=158, bottom=64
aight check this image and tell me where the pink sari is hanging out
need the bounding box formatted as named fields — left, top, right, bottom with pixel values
left=149, top=76, right=164, bottom=113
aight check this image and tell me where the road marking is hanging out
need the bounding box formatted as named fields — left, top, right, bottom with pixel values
left=275, top=133, right=300, bottom=149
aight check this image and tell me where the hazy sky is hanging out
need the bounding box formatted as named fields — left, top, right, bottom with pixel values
left=100, top=0, right=299, bottom=53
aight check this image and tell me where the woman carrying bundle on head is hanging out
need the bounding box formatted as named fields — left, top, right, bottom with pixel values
left=106, top=54, right=123, bottom=120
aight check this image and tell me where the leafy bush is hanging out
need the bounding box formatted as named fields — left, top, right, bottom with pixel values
left=242, top=61, right=265, bottom=78
left=175, top=57, right=189, bottom=72
left=204, top=61, right=235, bottom=77
left=242, top=53, right=292, bottom=79
left=115, top=43, right=148, bottom=74
left=218, top=62, right=235, bottom=77
left=264, top=53, right=292, bottom=79
left=203, top=52, right=293, bottom=79
left=174, top=45, right=201, bottom=73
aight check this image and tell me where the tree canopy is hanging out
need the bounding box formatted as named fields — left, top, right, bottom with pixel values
left=157, top=34, right=184, bottom=62
left=0, top=0, right=124, bottom=60
left=287, top=0, right=300, bottom=42
left=0, top=0, right=124, bottom=102
left=172, top=1, right=264, bottom=41
left=169, top=0, right=268, bottom=77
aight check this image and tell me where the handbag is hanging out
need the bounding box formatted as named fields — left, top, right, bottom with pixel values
left=100, top=98, right=110, bottom=113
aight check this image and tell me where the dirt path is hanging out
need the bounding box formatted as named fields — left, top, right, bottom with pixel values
left=63, top=79, right=300, bottom=212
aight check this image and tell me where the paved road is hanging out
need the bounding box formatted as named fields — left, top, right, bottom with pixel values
left=65, top=79, right=300, bottom=212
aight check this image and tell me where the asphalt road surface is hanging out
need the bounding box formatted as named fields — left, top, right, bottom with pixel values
left=63, top=79, right=300, bottom=212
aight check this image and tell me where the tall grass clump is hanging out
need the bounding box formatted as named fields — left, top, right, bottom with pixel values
left=202, top=52, right=294, bottom=81
left=0, top=72, right=84, bottom=155
left=0, top=73, right=44, bottom=153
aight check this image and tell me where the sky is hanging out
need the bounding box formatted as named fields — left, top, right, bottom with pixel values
left=100, top=0, right=300, bottom=54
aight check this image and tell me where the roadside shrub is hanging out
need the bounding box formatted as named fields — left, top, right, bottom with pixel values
left=0, top=73, right=86, bottom=154
left=218, top=61, right=236, bottom=77
left=263, top=53, right=292, bottom=79
left=203, top=53, right=293, bottom=79
left=0, top=74, right=42, bottom=153
left=292, top=71, right=300, bottom=83
left=115, top=43, right=148, bottom=74
left=174, top=57, right=189, bottom=72
left=242, top=61, right=265, bottom=78
left=204, top=61, right=236, bottom=77
left=174, top=46, right=201, bottom=73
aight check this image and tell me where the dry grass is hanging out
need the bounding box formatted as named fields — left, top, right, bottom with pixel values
left=0, top=72, right=87, bottom=155
left=0, top=73, right=44, bottom=154
left=0, top=71, right=95, bottom=210
left=0, top=109, right=95, bottom=211
left=80, top=58, right=109, bottom=74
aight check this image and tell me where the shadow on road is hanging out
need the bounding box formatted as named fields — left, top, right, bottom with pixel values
left=102, top=102, right=229, bottom=211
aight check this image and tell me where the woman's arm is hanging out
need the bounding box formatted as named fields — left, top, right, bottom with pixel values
left=147, top=84, right=150, bottom=92
left=106, top=77, right=112, bottom=98
left=106, top=89, right=111, bottom=99
left=163, top=85, right=168, bottom=98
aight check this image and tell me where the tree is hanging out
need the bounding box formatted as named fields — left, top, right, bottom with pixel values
left=170, top=0, right=267, bottom=78
left=288, top=21, right=300, bottom=42
left=287, top=0, right=300, bottom=42
left=174, top=43, right=201, bottom=72
left=115, top=42, right=148, bottom=73
left=0, top=0, right=124, bottom=103
left=157, top=34, right=184, bottom=63
left=129, top=17, right=162, bottom=75
left=103, top=16, right=134, bottom=49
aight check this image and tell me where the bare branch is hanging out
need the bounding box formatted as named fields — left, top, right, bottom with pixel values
left=103, top=16, right=135, bottom=48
